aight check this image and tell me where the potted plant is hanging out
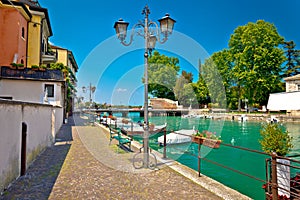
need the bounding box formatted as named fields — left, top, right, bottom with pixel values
left=259, top=123, right=293, bottom=198
left=31, top=65, right=39, bottom=70
left=16, top=63, right=25, bottom=69
left=192, top=130, right=222, bottom=148
left=10, top=63, right=17, bottom=69
left=39, top=65, right=47, bottom=71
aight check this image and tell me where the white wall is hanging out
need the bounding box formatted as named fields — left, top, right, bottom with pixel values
left=0, top=79, right=63, bottom=106
left=0, top=99, right=63, bottom=192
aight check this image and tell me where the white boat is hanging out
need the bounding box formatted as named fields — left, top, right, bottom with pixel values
left=121, top=123, right=167, bottom=136
left=267, top=116, right=280, bottom=123
left=182, top=114, right=205, bottom=118
left=158, top=129, right=195, bottom=145
left=238, top=114, right=248, bottom=122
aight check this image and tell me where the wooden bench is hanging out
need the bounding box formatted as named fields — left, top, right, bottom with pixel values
left=109, top=126, right=132, bottom=152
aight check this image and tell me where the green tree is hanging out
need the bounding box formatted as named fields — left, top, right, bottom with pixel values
left=210, top=50, right=234, bottom=108
left=260, top=123, right=293, bottom=156
left=201, top=57, right=227, bottom=108
left=174, top=75, right=188, bottom=103
left=174, top=75, right=197, bottom=106
left=192, top=76, right=209, bottom=106
left=181, top=83, right=197, bottom=107
left=181, top=70, right=193, bottom=83
left=283, top=40, right=300, bottom=77
left=148, top=51, right=180, bottom=100
left=229, top=20, right=286, bottom=107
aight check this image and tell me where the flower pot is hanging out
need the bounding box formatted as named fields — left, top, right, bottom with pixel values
left=191, top=136, right=203, bottom=144
left=191, top=136, right=221, bottom=149
left=203, top=138, right=221, bottom=148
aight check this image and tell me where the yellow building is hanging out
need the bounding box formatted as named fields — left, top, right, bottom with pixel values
left=51, top=45, right=78, bottom=115
left=22, top=0, right=56, bottom=67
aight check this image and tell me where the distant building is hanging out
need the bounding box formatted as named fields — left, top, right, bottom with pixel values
left=267, top=74, right=300, bottom=116
left=285, top=74, right=300, bottom=92
left=150, top=98, right=178, bottom=109
left=51, top=45, right=78, bottom=115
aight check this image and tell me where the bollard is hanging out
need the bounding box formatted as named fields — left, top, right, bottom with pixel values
left=198, top=142, right=202, bottom=177
left=163, top=129, right=167, bottom=159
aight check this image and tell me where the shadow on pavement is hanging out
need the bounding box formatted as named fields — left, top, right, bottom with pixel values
left=0, top=117, right=74, bottom=200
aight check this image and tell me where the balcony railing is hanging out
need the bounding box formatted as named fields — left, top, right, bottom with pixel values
left=0, top=66, right=64, bottom=81
left=41, top=51, right=58, bottom=64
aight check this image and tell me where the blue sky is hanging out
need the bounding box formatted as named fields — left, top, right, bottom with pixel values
left=40, top=0, right=300, bottom=106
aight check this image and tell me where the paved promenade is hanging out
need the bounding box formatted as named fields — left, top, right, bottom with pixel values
left=0, top=115, right=248, bottom=200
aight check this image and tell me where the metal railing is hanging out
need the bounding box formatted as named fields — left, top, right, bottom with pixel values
left=0, top=66, right=64, bottom=81
left=161, top=131, right=300, bottom=200
left=84, top=112, right=300, bottom=200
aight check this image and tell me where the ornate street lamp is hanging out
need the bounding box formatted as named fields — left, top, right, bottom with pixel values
left=82, top=83, right=96, bottom=108
left=114, top=5, right=175, bottom=168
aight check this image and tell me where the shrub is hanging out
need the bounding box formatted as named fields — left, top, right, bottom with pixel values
left=259, top=123, right=293, bottom=156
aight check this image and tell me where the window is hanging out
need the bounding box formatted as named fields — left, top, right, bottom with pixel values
left=21, top=27, right=25, bottom=38
left=44, top=84, right=54, bottom=97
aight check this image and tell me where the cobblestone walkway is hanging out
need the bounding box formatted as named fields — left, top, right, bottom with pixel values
left=0, top=115, right=223, bottom=200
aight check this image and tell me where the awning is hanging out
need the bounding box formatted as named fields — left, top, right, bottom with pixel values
left=267, top=91, right=300, bottom=111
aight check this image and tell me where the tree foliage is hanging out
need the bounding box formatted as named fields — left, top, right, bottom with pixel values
left=228, top=20, right=286, bottom=106
left=148, top=51, right=180, bottom=100
left=283, top=40, right=300, bottom=77
left=259, top=123, right=293, bottom=156
left=174, top=76, right=197, bottom=106
left=201, top=57, right=227, bottom=107
left=145, top=20, right=295, bottom=109
left=192, top=76, right=210, bottom=106
left=181, top=70, right=193, bottom=83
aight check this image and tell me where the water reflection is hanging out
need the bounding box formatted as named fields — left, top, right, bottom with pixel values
left=285, top=123, right=300, bottom=155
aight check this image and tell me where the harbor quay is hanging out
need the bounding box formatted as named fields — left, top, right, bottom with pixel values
left=90, top=108, right=300, bottom=122
left=0, top=115, right=249, bottom=200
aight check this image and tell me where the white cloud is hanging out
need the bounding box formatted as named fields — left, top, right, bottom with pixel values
left=116, top=88, right=127, bottom=93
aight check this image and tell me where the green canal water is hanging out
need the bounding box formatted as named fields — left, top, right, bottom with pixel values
left=117, top=114, right=300, bottom=200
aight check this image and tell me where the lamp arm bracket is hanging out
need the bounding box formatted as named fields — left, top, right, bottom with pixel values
left=148, top=21, right=168, bottom=44
left=120, top=22, right=144, bottom=46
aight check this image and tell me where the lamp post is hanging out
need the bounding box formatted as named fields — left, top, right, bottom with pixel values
left=114, top=5, right=175, bottom=168
left=82, top=83, right=96, bottom=109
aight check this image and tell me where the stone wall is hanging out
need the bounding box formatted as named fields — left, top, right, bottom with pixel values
left=0, top=99, right=63, bottom=192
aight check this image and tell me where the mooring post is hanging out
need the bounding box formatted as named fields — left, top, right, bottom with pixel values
left=271, top=152, right=278, bottom=200
left=163, top=129, right=167, bottom=159
left=198, top=143, right=202, bottom=177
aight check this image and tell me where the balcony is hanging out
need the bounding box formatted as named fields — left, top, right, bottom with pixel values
left=0, top=66, right=64, bottom=81
left=41, top=51, right=57, bottom=64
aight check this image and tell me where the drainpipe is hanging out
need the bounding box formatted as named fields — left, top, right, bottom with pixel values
left=39, top=18, right=45, bottom=66
left=26, top=19, right=30, bottom=68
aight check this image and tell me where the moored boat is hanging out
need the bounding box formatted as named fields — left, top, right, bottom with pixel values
left=158, top=129, right=195, bottom=145
left=121, top=123, right=167, bottom=136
